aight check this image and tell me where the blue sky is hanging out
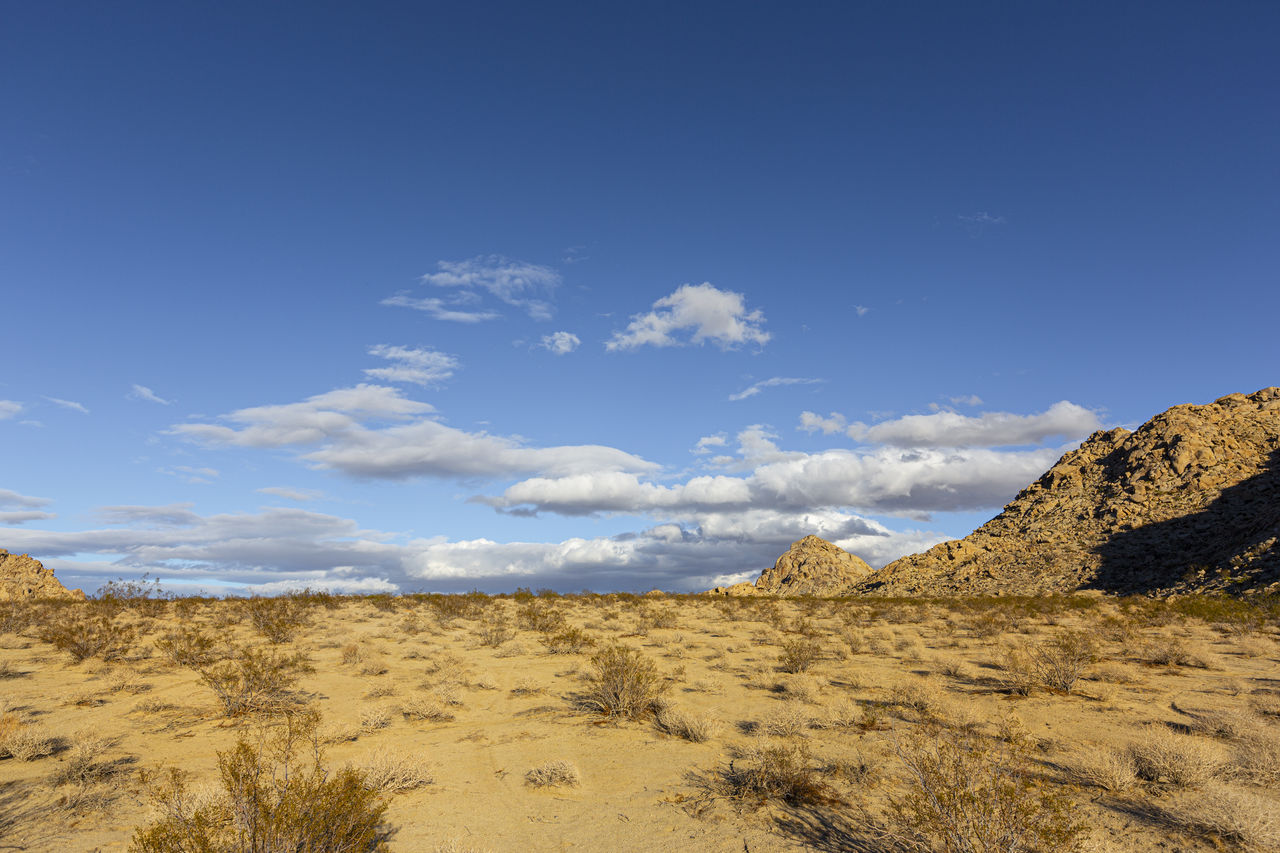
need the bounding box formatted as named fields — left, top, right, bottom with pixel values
left=2, top=2, right=1277, bottom=594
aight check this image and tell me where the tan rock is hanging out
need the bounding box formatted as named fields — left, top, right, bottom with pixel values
left=859, top=387, right=1280, bottom=597
left=0, top=549, right=86, bottom=601
left=751, top=535, right=873, bottom=596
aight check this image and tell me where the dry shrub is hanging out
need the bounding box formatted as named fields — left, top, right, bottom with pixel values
left=1129, top=727, right=1224, bottom=787
left=131, top=711, right=391, bottom=852
left=778, top=674, right=823, bottom=703
left=154, top=627, right=220, bottom=669
left=887, top=726, right=1087, bottom=853
left=654, top=704, right=720, bottom=743
left=1072, top=747, right=1138, bottom=792
left=540, top=626, right=595, bottom=655
left=510, top=677, right=543, bottom=696
left=356, top=746, right=433, bottom=792
left=891, top=677, right=948, bottom=719
left=359, top=706, right=392, bottom=732
left=1230, top=727, right=1280, bottom=786
left=341, top=643, right=363, bottom=665
left=721, top=739, right=839, bottom=808
left=476, top=621, right=514, bottom=648
left=1177, top=782, right=1280, bottom=851
left=778, top=637, right=823, bottom=673
left=763, top=702, right=812, bottom=738
left=242, top=594, right=311, bottom=644
left=39, top=612, right=136, bottom=662
left=401, top=694, right=456, bottom=723
left=1143, top=637, right=1210, bottom=668
left=196, top=645, right=312, bottom=717
left=0, top=718, right=57, bottom=761
left=525, top=759, right=580, bottom=788
left=1003, top=631, right=1095, bottom=694
left=578, top=644, right=665, bottom=720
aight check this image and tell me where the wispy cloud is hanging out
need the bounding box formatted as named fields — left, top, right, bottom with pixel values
left=385, top=255, right=560, bottom=322
left=257, top=486, right=326, bottom=502
left=947, top=394, right=984, bottom=407
left=158, top=465, right=220, bottom=484
left=854, top=305, right=869, bottom=317
left=43, top=396, right=89, bottom=414
left=128, top=384, right=172, bottom=405
left=691, top=434, right=727, bottom=455
left=607, top=283, right=770, bottom=351
left=539, top=331, right=581, bottom=355
left=0, top=400, right=23, bottom=420
left=729, top=377, right=823, bottom=401
left=0, top=487, right=54, bottom=525
left=958, top=211, right=1006, bottom=226
left=379, top=294, right=500, bottom=323
left=363, top=345, right=459, bottom=387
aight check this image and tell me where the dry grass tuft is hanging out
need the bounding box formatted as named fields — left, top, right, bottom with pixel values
left=1072, top=747, right=1138, bottom=792
left=1129, top=727, right=1225, bottom=787
left=525, top=759, right=580, bottom=788
left=654, top=703, right=720, bottom=743
left=356, top=746, right=434, bottom=792
left=1177, top=782, right=1280, bottom=851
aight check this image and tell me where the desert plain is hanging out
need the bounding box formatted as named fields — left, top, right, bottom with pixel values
left=2, top=588, right=1278, bottom=852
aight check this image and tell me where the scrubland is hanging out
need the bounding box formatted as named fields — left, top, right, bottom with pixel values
left=1, top=587, right=1279, bottom=852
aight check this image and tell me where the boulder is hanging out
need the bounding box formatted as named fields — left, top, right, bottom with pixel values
left=0, top=549, right=86, bottom=601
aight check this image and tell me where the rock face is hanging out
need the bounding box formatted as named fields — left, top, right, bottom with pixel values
left=0, top=549, right=85, bottom=601
left=711, top=535, right=873, bottom=596
left=859, top=388, right=1280, bottom=597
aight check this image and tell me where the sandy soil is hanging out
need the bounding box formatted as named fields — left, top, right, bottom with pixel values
left=1, top=593, right=1278, bottom=852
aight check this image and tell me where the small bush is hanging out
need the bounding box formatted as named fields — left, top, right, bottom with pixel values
left=1177, top=782, right=1280, bottom=851
left=196, top=645, right=312, bottom=717
left=887, top=726, right=1087, bottom=852
left=540, top=626, right=595, bottom=655
left=39, top=612, right=136, bottom=662
left=525, top=759, right=580, bottom=788
left=654, top=704, right=720, bottom=743
left=1072, top=747, right=1138, bottom=792
left=155, top=627, right=220, bottom=669
left=0, top=719, right=57, bottom=761
left=401, top=694, right=456, bottom=723
left=131, top=711, right=391, bottom=852
left=578, top=644, right=665, bottom=720
left=778, top=637, right=823, bottom=674
left=722, top=740, right=838, bottom=808
left=242, top=595, right=310, bottom=644
left=1129, top=727, right=1224, bottom=787
left=356, top=746, right=434, bottom=792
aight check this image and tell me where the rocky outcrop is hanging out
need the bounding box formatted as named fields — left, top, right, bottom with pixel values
left=0, top=549, right=85, bottom=601
left=710, top=535, right=873, bottom=596
left=858, top=388, right=1280, bottom=597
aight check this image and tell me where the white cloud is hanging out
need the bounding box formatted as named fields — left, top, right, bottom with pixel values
left=947, top=395, right=984, bottom=407
left=158, top=465, right=220, bottom=484
left=379, top=294, right=500, bottom=323
left=0, top=400, right=23, bottom=420
left=847, top=401, right=1102, bottom=447
left=606, top=283, right=770, bottom=351
left=128, top=385, right=172, bottom=405
left=798, top=411, right=848, bottom=434
left=43, top=396, right=89, bottom=413
left=0, top=511, right=55, bottom=525
left=691, top=434, right=727, bottom=454
left=386, top=255, right=559, bottom=321
left=363, top=344, right=459, bottom=387
left=854, top=305, right=869, bottom=317
left=481, top=472, right=752, bottom=516
left=959, top=212, right=1006, bottom=226
left=729, top=377, right=823, bottom=401
left=0, top=501, right=943, bottom=594
left=540, top=331, right=581, bottom=355
left=257, top=486, right=326, bottom=502
left=0, top=488, right=51, bottom=509
left=171, top=384, right=657, bottom=481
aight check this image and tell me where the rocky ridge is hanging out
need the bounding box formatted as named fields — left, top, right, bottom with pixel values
left=0, top=549, right=85, bottom=601
left=711, top=535, right=873, bottom=596
left=858, top=387, right=1280, bottom=596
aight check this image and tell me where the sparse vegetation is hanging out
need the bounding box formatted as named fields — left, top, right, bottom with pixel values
left=578, top=643, right=665, bottom=720
left=524, top=759, right=580, bottom=788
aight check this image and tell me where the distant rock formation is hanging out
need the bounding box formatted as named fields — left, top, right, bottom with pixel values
left=859, top=388, right=1280, bottom=597
left=0, top=549, right=86, bottom=601
left=710, top=535, right=873, bottom=596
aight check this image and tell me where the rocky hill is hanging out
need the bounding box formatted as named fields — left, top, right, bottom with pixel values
left=710, top=535, right=873, bottom=596
left=0, top=549, right=85, bottom=601
left=858, top=387, right=1280, bottom=597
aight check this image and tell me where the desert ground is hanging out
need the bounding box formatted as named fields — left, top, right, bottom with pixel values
left=1, top=590, right=1278, bottom=852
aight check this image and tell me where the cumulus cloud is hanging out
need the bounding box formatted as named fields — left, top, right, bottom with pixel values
left=128, top=385, right=172, bottom=405
left=846, top=401, right=1102, bottom=447
left=43, top=396, right=88, bottom=413
left=158, top=466, right=220, bottom=484
left=0, top=400, right=23, bottom=419
left=171, top=384, right=657, bottom=481
left=692, top=434, right=727, bottom=455
left=798, top=411, right=848, bottom=434
left=0, top=501, right=945, bottom=594
left=606, top=283, right=770, bottom=351
left=257, top=486, right=326, bottom=502
left=384, top=255, right=559, bottom=321
left=363, top=345, right=459, bottom=387
left=539, top=331, right=581, bottom=355
left=729, top=377, right=823, bottom=402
